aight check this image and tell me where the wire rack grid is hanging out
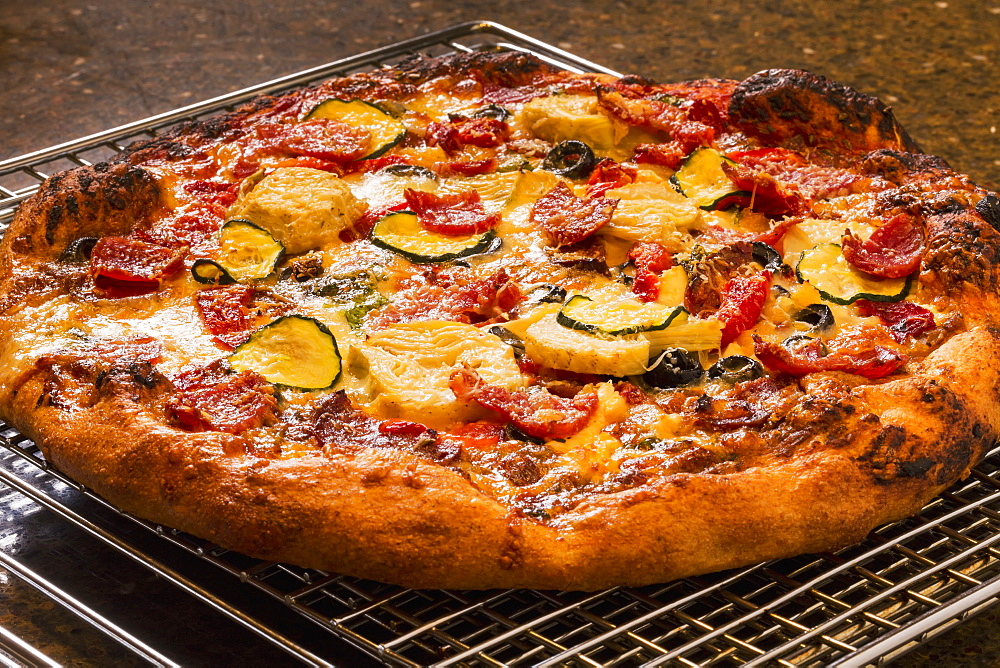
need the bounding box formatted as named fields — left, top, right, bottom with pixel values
left=1, top=20, right=999, bottom=667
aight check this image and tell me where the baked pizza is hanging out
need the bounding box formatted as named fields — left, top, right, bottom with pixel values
left=2, top=51, right=1000, bottom=590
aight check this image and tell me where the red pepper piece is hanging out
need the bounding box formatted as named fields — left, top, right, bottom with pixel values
left=717, top=273, right=770, bottom=347
left=627, top=241, right=673, bottom=303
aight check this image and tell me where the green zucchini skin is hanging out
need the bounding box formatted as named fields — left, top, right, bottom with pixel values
left=229, top=314, right=342, bottom=390
left=670, top=147, right=751, bottom=211
left=369, top=211, right=498, bottom=264
left=304, top=98, right=406, bottom=160
left=191, top=259, right=236, bottom=285
left=795, top=243, right=911, bottom=305
left=216, top=219, right=285, bottom=283
left=557, top=295, right=688, bottom=336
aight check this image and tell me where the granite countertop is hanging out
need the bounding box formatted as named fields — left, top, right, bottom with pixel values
left=1, top=0, right=999, bottom=665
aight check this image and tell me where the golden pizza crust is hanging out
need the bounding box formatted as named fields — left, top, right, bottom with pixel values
left=1, top=52, right=1000, bottom=590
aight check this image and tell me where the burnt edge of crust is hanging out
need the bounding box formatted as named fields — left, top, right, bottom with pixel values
left=728, top=68, right=921, bottom=153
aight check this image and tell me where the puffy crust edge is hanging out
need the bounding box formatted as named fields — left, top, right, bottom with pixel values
left=1, top=52, right=1000, bottom=590
left=4, top=327, right=998, bottom=590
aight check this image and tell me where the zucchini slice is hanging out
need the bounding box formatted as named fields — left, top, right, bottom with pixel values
left=229, top=315, right=341, bottom=390
left=796, top=243, right=910, bottom=305
left=670, top=147, right=751, bottom=210
left=557, top=294, right=687, bottom=335
left=191, top=259, right=236, bottom=285
left=370, top=211, right=497, bottom=264
left=305, top=98, right=406, bottom=160
left=217, top=219, right=285, bottom=283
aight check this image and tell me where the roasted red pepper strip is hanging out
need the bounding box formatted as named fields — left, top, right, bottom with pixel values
left=627, top=241, right=673, bottom=303
left=530, top=182, right=617, bottom=247
left=403, top=188, right=499, bottom=235
left=753, top=335, right=907, bottom=379
left=857, top=299, right=936, bottom=343
left=717, top=273, right=770, bottom=347
left=195, top=286, right=255, bottom=350
left=842, top=214, right=924, bottom=278
left=449, top=365, right=598, bottom=440
left=166, top=361, right=278, bottom=434
left=91, top=236, right=186, bottom=296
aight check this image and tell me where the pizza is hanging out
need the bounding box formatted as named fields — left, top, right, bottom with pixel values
left=1, top=51, right=999, bottom=591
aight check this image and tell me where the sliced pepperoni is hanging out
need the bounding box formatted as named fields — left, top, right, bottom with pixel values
left=426, top=117, right=509, bottom=154
left=729, top=147, right=862, bottom=201
left=856, top=299, right=935, bottom=343
left=341, top=200, right=407, bottom=242
left=195, top=286, right=255, bottom=349
left=717, top=272, right=770, bottom=346
left=433, top=158, right=497, bottom=177
left=530, top=182, right=617, bottom=247
left=91, top=236, right=186, bottom=296
left=139, top=206, right=224, bottom=250
left=586, top=159, right=637, bottom=198
left=309, top=391, right=456, bottom=461
left=182, top=179, right=240, bottom=208
left=449, top=365, right=598, bottom=441
left=627, top=241, right=673, bottom=302
left=720, top=161, right=806, bottom=216
left=166, top=361, right=278, bottom=434
left=403, top=188, right=499, bottom=235
left=250, top=119, right=369, bottom=162
left=842, top=213, right=924, bottom=278
left=753, top=335, right=907, bottom=379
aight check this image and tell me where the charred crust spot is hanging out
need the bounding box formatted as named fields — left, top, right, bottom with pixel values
left=45, top=205, right=64, bottom=244
left=857, top=149, right=951, bottom=183
left=728, top=69, right=919, bottom=153
left=619, top=74, right=658, bottom=86
left=976, top=194, right=1000, bottom=233
left=897, top=457, right=935, bottom=478
left=389, top=51, right=559, bottom=88
left=923, top=209, right=1000, bottom=290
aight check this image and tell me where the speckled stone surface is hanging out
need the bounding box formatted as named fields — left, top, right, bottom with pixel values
left=1, top=0, right=999, bottom=664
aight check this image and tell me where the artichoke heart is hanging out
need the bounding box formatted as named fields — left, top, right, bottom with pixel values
left=517, top=94, right=626, bottom=151
left=524, top=314, right=650, bottom=376
left=601, top=181, right=701, bottom=244
left=350, top=321, right=525, bottom=428
left=227, top=167, right=365, bottom=254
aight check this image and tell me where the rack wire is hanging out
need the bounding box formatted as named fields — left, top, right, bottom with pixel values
left=1, top=20, right=999, bottom=666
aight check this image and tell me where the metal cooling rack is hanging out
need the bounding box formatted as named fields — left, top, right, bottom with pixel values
left=1, top=20, right=999, bottom=666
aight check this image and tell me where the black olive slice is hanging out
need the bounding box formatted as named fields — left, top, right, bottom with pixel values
left=488, top=325, right=526, bottom=359
left=643, top=348, right=704, bottom=388
left=751, top=241, right=784, bottom=272
left=59, top=237, right=98, bottom=264
left=381, top=164, right=437, bottom=180
left=782, top=333, right=829, bottom=355
left=708, top=355, right=764, bottom=383
left=471, top=104, right=511, bottom=121
left=611, top=262, right=636, bottom=287
left=527, top=284, right=568, bottom=304
left=793, top=303, right=835, bottom=332
left=541, top=140, right=597, bottom=178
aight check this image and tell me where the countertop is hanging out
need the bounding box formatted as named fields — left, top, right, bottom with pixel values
left=1, top=0, right=999, bottom=665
